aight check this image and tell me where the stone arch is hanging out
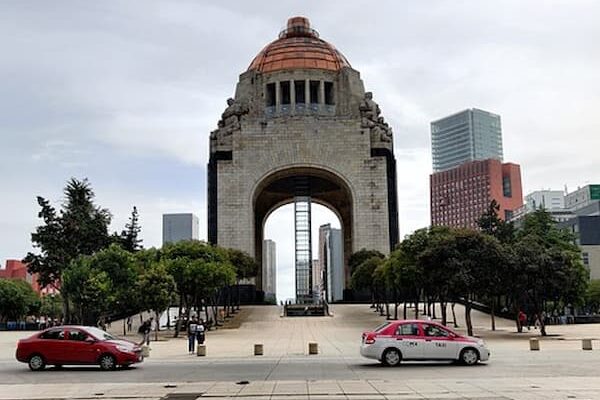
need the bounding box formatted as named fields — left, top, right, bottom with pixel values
left=252, top=165, right=354, bottom=292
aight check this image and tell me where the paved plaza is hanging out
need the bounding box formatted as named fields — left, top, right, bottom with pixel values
left=1, top=305, right=600, bottom=399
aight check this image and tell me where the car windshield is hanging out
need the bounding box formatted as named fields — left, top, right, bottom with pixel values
left=85, top=327, right=117, bottom=341
left=373, top=322, right=391, bottom=332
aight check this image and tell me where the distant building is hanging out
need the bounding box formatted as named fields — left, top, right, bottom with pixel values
left=510, top=190, right=574, bottom=226
left=559, top=216, right=600, bottom=280
left=162, top=213, right=200, bottom=245
left=565, top=185, right=600, bottom=212
left=262, top=239, right=276, bottom=302
left=318, top=224, right=344, bottom=302
left=430, top=159, right=523, bottom=229
left=0, top=260, right=58, bottom=296
left=431, top=108, right=503, bottom=172
left=311, top=259, right=322, bottom=302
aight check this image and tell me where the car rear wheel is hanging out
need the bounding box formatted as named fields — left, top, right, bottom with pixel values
left=460, top=348, right=479, bottom=365
left=382, top=348, right=402, bottom=367
left=28, top=354, right=46, bottom=371
left=99, top=354, right=116, bottom=371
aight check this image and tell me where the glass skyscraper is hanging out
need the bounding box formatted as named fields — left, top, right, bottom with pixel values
left=431, top=108, right=503, bottom=172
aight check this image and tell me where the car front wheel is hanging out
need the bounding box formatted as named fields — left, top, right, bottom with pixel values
left=99, top=354, right=116, bottom=371
left=460, top=348, right=479, bottom=365
left=28, top=354, right=46, bottom=371
left=382, top=348, right=402, bottom=367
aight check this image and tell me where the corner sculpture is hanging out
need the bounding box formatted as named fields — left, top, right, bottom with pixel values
left=359, top=92, right=393, bottom=143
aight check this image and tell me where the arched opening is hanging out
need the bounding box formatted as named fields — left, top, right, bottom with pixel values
left=252, top=166, right=354, bottom=302
left=264, top=203, right=342, bottom=303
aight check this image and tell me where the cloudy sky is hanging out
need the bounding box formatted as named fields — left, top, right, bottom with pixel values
left=2, top=1, right=599, bottom=301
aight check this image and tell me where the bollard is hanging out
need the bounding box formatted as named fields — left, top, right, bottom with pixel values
left=529, top=338, right=540, bottom=351
left=141, top=345, right=150, bottom=358
left=308, top=342, right=319, bottom=355
left=582, top=339, right=593, bottom=351
left=197, top=344, right=206, bottom=357
left=254, top=344, right=264, bottom=356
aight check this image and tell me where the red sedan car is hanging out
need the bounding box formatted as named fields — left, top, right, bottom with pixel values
left=16, top=326, right=144, bottom=371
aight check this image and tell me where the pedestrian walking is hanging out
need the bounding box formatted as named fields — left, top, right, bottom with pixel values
left=138, top=317, right=153, bottom=346
left=518, top=310, right=528, bottom=332
left=187, top=318, right=198, bottom=354
left=196, top=319, right=206, bottom=345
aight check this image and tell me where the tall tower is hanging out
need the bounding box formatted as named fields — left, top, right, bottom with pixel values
left=431, top=108, right=503, bottom=172
left=207, top=17, right=399, bottom=299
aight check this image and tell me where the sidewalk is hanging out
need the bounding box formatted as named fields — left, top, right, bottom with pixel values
left=1, top=377, right=599, bottom=399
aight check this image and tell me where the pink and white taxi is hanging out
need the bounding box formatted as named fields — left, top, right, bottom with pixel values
left=360, top=320, right=490, bottom=366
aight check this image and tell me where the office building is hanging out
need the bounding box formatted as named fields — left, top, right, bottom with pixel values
left=0, top=260, right=58, bottom=296
left=511, top=190, right=574, bottom=226
left=559, top=216, right=600, bottom=280
left=262, top=239, right=276, bottom=302
left=430, top=159, right=523, bottom=228
left=318, top=224, right=344, bottom=302
left=312, top=259, right=323, bottom=302
left=565, top=185, right=600, bottom=212
left=162, top=213, right=200, bottom=245
left=431, top=108, right=503, bottom=172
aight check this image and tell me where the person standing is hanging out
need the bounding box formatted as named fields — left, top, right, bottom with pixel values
left=187, top=318, right=198, bottom=354
left=126, top=317, right=132, bottom=332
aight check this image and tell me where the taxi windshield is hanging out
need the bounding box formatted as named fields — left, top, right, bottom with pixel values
left=373, top=322, right=391, bottom=332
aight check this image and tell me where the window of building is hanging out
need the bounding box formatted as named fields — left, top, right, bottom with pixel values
left=295, top=80, right=305, bottom=104
left=280, top=81, right=291, bottom=105
left=582, top=252, right=589, bottom=266
left=309, top=80, right=320, bottom=104
left=324, top=82, right=334, bottom=105
left=502, top=176, right=512, bottom=197
left=265, top=83, right=276, bottom=107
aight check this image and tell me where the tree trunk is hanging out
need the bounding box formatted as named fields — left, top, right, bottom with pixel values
left=394, top=302, right=398, bottom=320
left=432, top=301, right=437, bottom=320
left=451, top=302, right=458, bottom=327
left=236, top=279, right=241, bottom=311
left=465, top=300, right=473, bottom=337
left=154, top=311, right=160, bottom=342
left=174, top=296, right=183, bottom=338
left=490, top=301, right=496, bottom=331
left=441, top=301, right=447, bottom=326
left=123, top=318, right=126, bottom=336
left=403, top=302, right=407, bottom=319
left=414, top=296, right=420, bottom=319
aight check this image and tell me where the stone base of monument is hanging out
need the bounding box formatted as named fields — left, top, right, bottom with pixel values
left=284, top=304, right=328, bottom=317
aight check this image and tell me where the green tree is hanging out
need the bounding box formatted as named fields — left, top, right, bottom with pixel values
left=349, top=249, right=385, bottom=275
left=225, top=248, right=259, bottom=311
left=351, top=256, right=384, bottom=308
left=0, top=279, right=39, bottom=321
left=24, top=178, right=112, bottom=322
left=477, top=200, right=516, bottom=244
left=118, top=206, right=143, bottom=252
left=40, top=295, right=63, bottom=321
left=509, top=209, right=588, bottom=336
left=586, top=280, right=600, bottom=313
left=138, top=262, right=176, bottom=341
left=62, top=257, right=113, bottom=325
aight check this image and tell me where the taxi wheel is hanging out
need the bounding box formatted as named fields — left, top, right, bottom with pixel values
left=28, top=354, right=46, bottom=371
left=382, top=348, right=402, bottom=367
left=99, top=354, right=117, bottom=371
left=459, top=348, right=479, bottom=365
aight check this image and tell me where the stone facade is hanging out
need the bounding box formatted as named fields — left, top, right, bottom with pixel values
left=208, top=18, right=398, bottom=292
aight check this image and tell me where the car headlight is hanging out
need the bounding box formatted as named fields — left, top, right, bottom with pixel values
left=116, top=345, right=134, bottom=353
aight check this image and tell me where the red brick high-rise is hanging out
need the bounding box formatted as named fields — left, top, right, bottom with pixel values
left=430, top=159, right=523, bottom=229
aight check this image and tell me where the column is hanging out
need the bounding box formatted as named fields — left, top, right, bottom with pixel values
left=275, top=81, right=281, bottom=113
left=290, top=80, right=296, bottom=114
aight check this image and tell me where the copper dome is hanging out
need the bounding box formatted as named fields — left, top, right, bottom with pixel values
left=248, top=17, right=351, bottom=73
